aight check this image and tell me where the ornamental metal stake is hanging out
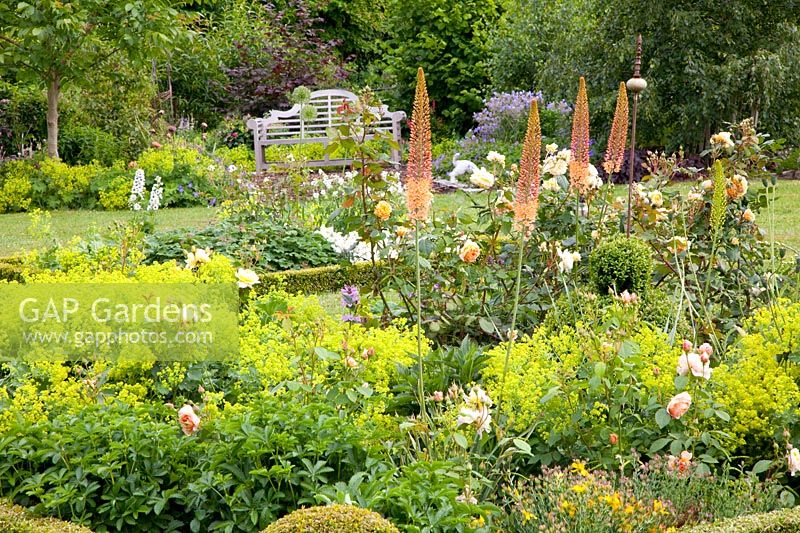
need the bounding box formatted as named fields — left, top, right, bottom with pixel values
left=625, top=35, right=647, bottom=237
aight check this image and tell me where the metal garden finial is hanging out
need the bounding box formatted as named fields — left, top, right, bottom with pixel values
left=625, top=34, right=646, bottom=237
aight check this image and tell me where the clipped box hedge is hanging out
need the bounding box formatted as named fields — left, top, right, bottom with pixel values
left=0, top=255, right=24, bottom=282
left=685, top=507, right=800, bottom=532
left=257, top=262, right=376, bottom=295
left=0, top=256, right=375, bottom=295
left=0, top=500, right=93, bottom=532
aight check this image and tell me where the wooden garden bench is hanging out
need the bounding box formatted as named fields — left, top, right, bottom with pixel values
left=246, top=89, right=406, bottom=170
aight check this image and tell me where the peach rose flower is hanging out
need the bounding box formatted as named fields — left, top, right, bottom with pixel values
left=667, top=392, right=692, bottom=419
left=459, top=240, right=481, bottom=263
left=178, top=404, right=200, bottom=436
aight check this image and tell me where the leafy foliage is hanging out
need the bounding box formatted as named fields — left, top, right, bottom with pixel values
left=144, top=216, right=343, bottom=272
left=219, top=0, right=346, bottom=116
left=379, top=0, right=500, bottom=133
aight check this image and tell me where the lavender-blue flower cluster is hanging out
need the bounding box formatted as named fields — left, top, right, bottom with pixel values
left=471, top=90, right=572, bottom=143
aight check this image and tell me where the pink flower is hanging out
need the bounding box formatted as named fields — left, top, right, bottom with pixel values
left=682, top=339, right=693, bottom=352
left=677, top=353, right=711, bottom=380
left=667, top=392, right=692, bottom=419
left=698, top=342, right=713, bottom=357
left=432, top=391, right=444, bottom=402
left=344, top=356, right=359, bottom=369
left=619, top=290, right=638, bottom=305
left=178, top=404, right=200, bottom=436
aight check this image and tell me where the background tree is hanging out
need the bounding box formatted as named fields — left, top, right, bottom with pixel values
left=489, top=0, right=800, bottom=151
left=378, top=0, right=500, bottom=134
left=0, top=0, right=184, bottom=158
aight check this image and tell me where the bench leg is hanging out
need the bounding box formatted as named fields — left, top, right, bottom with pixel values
left=254, top=142, right=265, bottom=171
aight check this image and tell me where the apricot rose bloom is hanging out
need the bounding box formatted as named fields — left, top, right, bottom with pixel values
left=178, top=404, right=200, bottom=436
left=374, top=200, right=392, bottom=221
left=668, top=450, right=693, bottom=473
left=710, top=131, right=734, bottom=149
left=667, top=392, right=692, bottom=419
left=459, top=240, right=481, bottom=263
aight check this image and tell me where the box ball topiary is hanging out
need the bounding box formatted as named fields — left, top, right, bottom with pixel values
left=589, top=235, right=653, bottom=296
left=263, top=504, right=399, bottom=533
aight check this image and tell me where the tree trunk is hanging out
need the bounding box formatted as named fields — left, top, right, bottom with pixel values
left=46, top=75, right=60, bottom=159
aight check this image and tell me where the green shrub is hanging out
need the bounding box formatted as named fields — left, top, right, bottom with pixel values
left=97, top=174, right=133, bottom=210
left=34, top=158, right=98, bottom=209
left=258, top=263, right=374, bottom=294
left=543, top=286, right=689, bottom=335
left=0, top=500, right=93, bottom=533
left=135, top=145, right=216, bottom=207
left=684, top=507, right=800, bottom=533
left=589, top=235, right=653, bottom=296
left=214, top=145, right=256, bottom=173
left=0, top=261, right=25, bottom=282
left=263, top=505, right=399, bottom=533
left=59, top=123, right=125, bottom=166
left=0, top=159, right=34, bottom=213
left=0, top=80, right=46, bottom=156
left=0, top=397, right=389, bottom=532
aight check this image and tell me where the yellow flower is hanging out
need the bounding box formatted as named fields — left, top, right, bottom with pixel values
left=469, top=515, right=485, bottom=528
left=521, top=510, right=534, bottom=523
left=570, top=461, right=589, bottom=477
left=572, top=484, right=587, bottom=494
left=603, top=493, right=622, bottom=512
left=374, top=200, right=392, bottom=221
left=559, top=500, right=577, bottom=517
left=624, top=504, right=635, bottom=515
left=395, top=226, right=410, bottom=238
left=742, top=208, right=755, bottom=223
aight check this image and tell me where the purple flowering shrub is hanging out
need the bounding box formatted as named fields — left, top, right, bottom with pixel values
left=472, top=90, right=571, bottom=144
left=434, top=90, right=572, bottom=178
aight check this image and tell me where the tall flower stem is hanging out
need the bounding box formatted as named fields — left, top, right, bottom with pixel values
left=414, top=218, right=426, bottom=420
left=502, top=97, right=542, bottom=418
left=405, top=67, right=433, bottom=424
left=497, top=231, right=526, bottom=414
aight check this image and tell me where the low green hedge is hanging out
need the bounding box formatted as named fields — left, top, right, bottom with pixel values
left=685, top=507, right=800, bottom=532
left=0, top=500, right=93, bottom=532
left=0, top=258, right=375, bottom=294
left=0, top=260, right=24, bottom=282
left=257, top=262, right=375, bottom=295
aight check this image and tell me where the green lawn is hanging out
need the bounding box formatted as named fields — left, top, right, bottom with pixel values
left=0, top=207, right=217, bottom=258
left=0, top=179, right=797, bottom=259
